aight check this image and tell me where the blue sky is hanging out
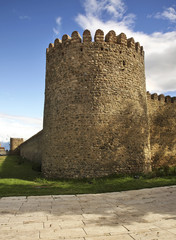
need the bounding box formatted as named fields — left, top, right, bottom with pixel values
left=0, top=0, right=176, bottom=146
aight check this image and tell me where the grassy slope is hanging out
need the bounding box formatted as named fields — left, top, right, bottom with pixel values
left=0, top=156, right=176, bottom=197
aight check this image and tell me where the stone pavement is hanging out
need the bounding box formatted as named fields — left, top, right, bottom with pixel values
left=0, top=186, right=176, bottom=240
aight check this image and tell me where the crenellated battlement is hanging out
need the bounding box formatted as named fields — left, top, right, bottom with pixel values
left=46, top=29, right=144, bottom=57
left=147, top=91, right=176, bottom=104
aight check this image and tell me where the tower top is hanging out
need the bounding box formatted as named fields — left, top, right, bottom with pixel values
left=47, top=29, right=144, bottom=57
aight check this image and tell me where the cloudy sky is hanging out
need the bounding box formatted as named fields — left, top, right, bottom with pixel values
left=0, top=0, right=176, bottom=147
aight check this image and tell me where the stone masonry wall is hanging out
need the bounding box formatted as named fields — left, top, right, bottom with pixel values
left=10, top=28, right=176, bottom=178
left=0, top=144, right=6, bottom=155
left=42, top=29, right=151, bottom=179
left=20, top=130, right=43, bottom=164
left=10, top=138, right=24, bottom=155
left=147, top=93, right=176, bottom=168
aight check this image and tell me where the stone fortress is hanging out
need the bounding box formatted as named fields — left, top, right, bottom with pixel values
left=10, top=29, right=176, bottom=179
left=0, top=143, right=6, bottom=155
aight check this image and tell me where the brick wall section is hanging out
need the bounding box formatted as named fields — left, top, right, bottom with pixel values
left=42, top=29, right=151, bottom=179
left=20, top=130, right=43, bottom=164
left=147, top=92, right=176, bottom=168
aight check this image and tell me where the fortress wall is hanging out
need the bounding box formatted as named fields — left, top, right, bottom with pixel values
left=0, top=148, right=6, bottom=155
left=20, top=130, right=43, bottom=164
left=147, top=93, right=176, bottom=168
left=42, top=30, right=151, bottom=179
left=10, top=138, right=24, bottom=155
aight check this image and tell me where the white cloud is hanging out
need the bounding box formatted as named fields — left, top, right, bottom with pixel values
left=19, top=15, right=31, bottom=20
left=56, top=16, right=62, bottom=25
left=75, top=0, right=176, bottom=94
left=53, top=27, right=59, bottom=35
left=83, top=0, right=126, bottom=19
left=154, top=7, right=176, bottom=23
left=0, top=113, right=42, bottom=143
left=76, top=0, right=135, bottom=31
left=53, top=16, right=62, bottom=35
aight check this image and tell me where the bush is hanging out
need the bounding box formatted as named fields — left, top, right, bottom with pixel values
left=152, top=165, right=176, bottom=177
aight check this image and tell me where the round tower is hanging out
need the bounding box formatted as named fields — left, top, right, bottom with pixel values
left=42, top=29, right=151, bottom=178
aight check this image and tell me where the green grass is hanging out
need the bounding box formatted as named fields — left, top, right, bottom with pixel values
left=0, top=155, right=176, bottom=197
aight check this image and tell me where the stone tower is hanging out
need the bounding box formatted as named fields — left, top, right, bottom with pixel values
left=42, top=29, right=151, bottom=179
left=10, top=138, right=24, bottom=152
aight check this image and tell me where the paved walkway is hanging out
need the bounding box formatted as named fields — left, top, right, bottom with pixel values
left=0, top=186, right=176, bottom=240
